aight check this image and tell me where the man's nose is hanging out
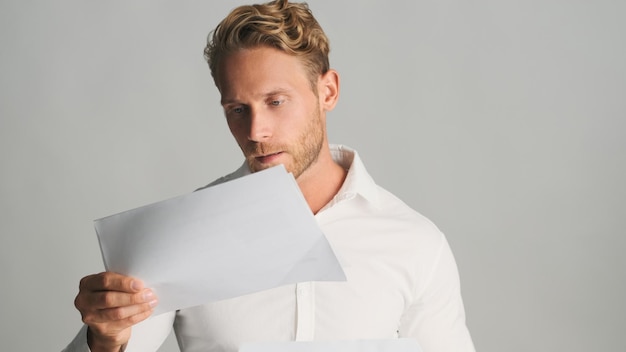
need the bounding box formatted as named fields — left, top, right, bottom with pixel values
left=247, top=107, right=272, bottom=142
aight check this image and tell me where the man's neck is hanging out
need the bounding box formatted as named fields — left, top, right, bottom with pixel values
left=297, top=148, right=347, bottom=215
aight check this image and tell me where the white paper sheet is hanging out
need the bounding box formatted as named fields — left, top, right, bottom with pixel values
left=94, top=165, right=346, bottom=316
left=239, top=339, right=422, bottom=352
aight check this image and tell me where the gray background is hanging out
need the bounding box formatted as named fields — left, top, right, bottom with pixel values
left=1, top=0, right=624, bottom=351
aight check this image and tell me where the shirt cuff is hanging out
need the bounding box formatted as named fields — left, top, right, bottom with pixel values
left=61, top=324, right=91, bottom=352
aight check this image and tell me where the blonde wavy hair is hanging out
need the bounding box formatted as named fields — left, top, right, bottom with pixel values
left=204, top=0, right=330, bottom=89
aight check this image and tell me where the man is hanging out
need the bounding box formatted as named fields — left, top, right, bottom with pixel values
left=64, top=1, right=475, bottom=351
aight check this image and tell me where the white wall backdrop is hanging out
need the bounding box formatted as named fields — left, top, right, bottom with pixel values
left=1, top=1, right=624, bottom=351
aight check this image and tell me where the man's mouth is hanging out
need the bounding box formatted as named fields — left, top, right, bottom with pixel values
left=254, top=151, right=283, bottom=164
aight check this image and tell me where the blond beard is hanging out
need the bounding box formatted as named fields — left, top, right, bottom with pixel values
left=243, top=107, right=325, bottom=179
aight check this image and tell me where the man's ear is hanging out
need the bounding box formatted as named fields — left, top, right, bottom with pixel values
left=318, top=69, right=340, bottom=112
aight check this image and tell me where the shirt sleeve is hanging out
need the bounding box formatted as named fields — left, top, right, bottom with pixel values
left=61, top=312, right=176, bottom=352
left=398, top=235, right=476, bottom=352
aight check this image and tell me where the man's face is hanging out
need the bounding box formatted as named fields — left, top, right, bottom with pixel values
left=216, top=46, right=325, bottom=179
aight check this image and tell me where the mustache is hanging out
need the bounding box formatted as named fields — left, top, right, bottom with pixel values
left=244, top=142, right=284, bottom=156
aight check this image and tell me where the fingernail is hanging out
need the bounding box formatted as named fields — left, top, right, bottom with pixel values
left=149, top=299, right=159, bottom=308
left=143, top=289, right=154, bottom=301
left=131, top=280, right=141, bottom=291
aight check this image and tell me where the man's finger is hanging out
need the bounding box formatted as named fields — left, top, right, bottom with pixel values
left=79, top=272, right=143, bottom=293
left=84, top=300, right=158, bottom=324
left=83, top=289, right=156, bottom=310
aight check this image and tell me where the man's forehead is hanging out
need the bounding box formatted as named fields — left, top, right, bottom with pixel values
left=217, top=47, right=308, bottom=77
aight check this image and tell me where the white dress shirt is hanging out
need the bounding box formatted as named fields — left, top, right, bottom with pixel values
left=63, top=144, right=475, bottom=352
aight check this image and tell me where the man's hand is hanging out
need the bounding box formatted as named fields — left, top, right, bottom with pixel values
left=74, top=272, right=158, bottom=352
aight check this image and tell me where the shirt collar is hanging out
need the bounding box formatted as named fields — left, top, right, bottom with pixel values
left=329, top=144, right=381, bottom=208
left=220, top=144, right=380, bottom=207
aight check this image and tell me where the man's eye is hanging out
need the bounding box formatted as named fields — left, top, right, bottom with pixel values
left=270, top=100, right=282, bottom=106
left=232, top=107, right=244, bottom=114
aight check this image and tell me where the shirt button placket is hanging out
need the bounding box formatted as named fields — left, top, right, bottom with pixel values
left=295, top=281, right=315, bottom=341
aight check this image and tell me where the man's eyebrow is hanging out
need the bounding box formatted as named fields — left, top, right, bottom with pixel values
left=263, top=88, right=292, bottom=97
left=221, top=88, right=293, bottom=105
left=220, top=98, right=240, bottom=106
